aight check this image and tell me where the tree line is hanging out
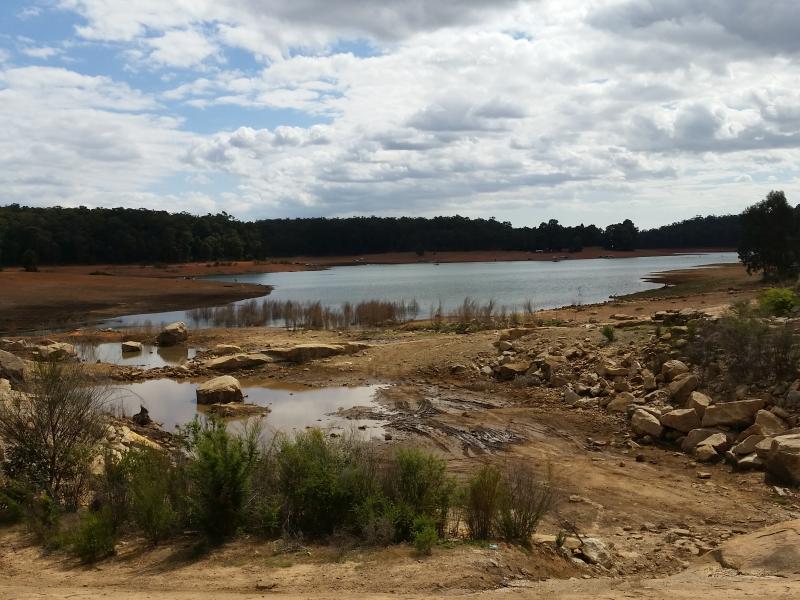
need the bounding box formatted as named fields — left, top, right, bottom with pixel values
left=0, top=203, right=743, bottom=266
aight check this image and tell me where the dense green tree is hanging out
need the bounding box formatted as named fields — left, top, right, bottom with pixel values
left=738, top=191, right=800, bottom=279
left=604, top=219, right=638, bottom=251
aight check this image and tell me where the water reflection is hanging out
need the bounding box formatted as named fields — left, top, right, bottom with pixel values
left=78, top=342, right=197, bottom=369
left=110, top=379, right=387, bottom=438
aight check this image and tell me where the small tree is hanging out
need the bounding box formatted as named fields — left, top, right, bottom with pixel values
left=21, top=249, right=38, bottom=272
left=738, top=191, right=800, bottom=280
left=0, top=362, right=108, bottom=506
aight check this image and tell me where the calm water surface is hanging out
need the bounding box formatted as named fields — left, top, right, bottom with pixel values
left=100, top=252, right=737, bottom=329
left=77, top=342, right=197, bottom=368
left=111, top=380, right=387, bottom=436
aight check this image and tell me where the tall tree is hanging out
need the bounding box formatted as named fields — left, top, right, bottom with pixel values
left=738, top=190, right=800, bottom=279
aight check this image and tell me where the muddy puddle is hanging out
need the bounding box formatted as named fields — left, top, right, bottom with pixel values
left=110, top=379, right=388, bottom=438
left=78, top=342, right=198, bottom=369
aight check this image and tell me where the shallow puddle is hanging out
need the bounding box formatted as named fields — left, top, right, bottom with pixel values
left=109, top=379, right=387, bottom=438
left=78, top=342, right=197, bottom=369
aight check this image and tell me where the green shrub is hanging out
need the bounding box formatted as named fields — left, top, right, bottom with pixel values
left=275, top=429, right=376, bottom=537
left=464, top=464, right=502, bottom=540
left=93, top=451, right=131, bottom=530
left=70, top=509, right=117, bottom=563
left=183, top=418, right=259, bottom=543
left=412, top=515, right=437, bottom=555
left=127, top=447, right=181, bottom=544
left=601, top=325, right=615, bottom=342
left=383, top=448, right=455, bottom=541
left=26, top=493, right=62, bottom=547
left=759, top=287, right=799, bottom=316
left=355, top=492, right=399, bottom=545
left=0, top=480, right=28, bottom=525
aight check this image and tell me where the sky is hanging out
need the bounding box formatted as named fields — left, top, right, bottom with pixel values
left=1, top=0, right=799, bottom=228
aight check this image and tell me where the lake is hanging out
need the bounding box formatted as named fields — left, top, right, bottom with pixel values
left=100, top=252, right=738, bottom=329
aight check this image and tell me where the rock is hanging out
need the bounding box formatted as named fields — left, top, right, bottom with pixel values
left=701, top=399, right=766, bottom=428
left=660, top=408, right=701, bottom=433
left=203, top=353, right=272, bottom=371
left=450, top=364, right=468, bottom=375
left=763, top=434, right=800, bottom=485
left=737, top=453, right=764, bottom=470
left=681, top=428, right=723, bottom=453
left=267, top=343, right=349, bottom=362
left=497, top=361, right=531, bottom=380
left=694, top=444, right=719, bottom=462
left=35, top=342, right=77, bottom=361
left=157, top=321, right=188, bottom=346
left=667, top=374, right=698, bottom=403
left=631, top=409, right=663, bottom=438
left=579, top=538, right=613, bottom=567
left=710, top=519, right=800, bottom=576
left=121, top=340, right=144, bottom=353
left=754, top=410, right=787, bottom=436
left=599, top=360, right=628, bottom=377
left=0, top=349, right=25, bottom=382
left=686, top=391, right=713, bottom=418
left=607, top=392, right=635, bottom=413
left=661, top=360, right=689, bottom=382
left=732, top=435, right=766, bottom=455
left=754, top=437, right=775, bottom=459
left=642, top=369, right=657, bottom=391
left=563, top=387, right=580, bottom=403
left=495, top=340, right=513, bottom=351
left=213, top=344, right=242, bottom=355
left=343, top=342, right=371, bottom=354
left=196, top=375, right=244, bottom=405
left=205, top=403, right=270, bottom=418
left=131, top=405, right=152, bottom=426
left=499, top=327, right=535, bottom=341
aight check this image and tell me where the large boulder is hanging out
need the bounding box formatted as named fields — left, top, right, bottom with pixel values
left=661, top=360, right=689, bottom=382
left=701, top=399, right=765, bottom=428
left=763, top=434, right=800, bottom=485
left=203, top=353, right=272, bottom=371
left=660, top=408, right=700, bottom=433
left=667, top=373, right=698, bottom=403
left=121, top=340, right=144, bottom=353
left=157, top=321, right=188, bottom=346
left=0, top=349, right=25, bottom=383
left=196, top=375, right=244, bottom=405
left=631, top=409, right=663, bottom=438
left=694, top=433, right=729, bottom=462
left=709, top=519, right=800, bottom=576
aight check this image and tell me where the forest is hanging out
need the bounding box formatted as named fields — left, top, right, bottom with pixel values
left=0, top=204, right=741, bottom=266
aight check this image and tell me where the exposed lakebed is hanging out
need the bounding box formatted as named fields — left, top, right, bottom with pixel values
left=99, top=252, right=738, bottom=329
left=110, top=379, right=388, bottom=437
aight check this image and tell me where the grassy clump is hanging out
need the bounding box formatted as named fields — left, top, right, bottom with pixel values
left=759, top=287, right=799, bottom=316
left=69, top=509, right=117, bottom=563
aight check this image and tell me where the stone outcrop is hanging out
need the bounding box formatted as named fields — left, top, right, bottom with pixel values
left=157, top=321, right=188, bottom=346
left=267, top=343, right=369, bottom=363
left=203, top=353, right=272, bottom=371
left=196, top=375, right=244, bottom=405
left=35, top=342, right=76, bottom=361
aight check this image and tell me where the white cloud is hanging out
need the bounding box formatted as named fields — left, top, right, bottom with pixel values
left=4, top=0, right=800, bottom=225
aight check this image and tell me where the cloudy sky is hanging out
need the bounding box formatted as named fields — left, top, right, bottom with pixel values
left=1, top=1, right=798, bottom=227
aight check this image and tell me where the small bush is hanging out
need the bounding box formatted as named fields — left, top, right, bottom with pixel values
left=93, top=451, right=130, bottom=530
left=25, top=493, right=62, bottom=547
left=601, top=325, right=615, bottom=342
left=465, top=465, right=502, bottom=540
left=127, top=447, right=181, bottom=544
left=383, top=448, right=455, bottom=541
left=495, top=462, right=557, bottom=547
left=759, top=287, right=799, bottom=316
left=0, top=480, right=29, bottom=525
left=412, top=515, right=437, bottom=555
left=70, top=509, right=117, bottom=563
left=182, top=418, right=259, bottom=543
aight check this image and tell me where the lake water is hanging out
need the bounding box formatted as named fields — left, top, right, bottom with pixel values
left=99, top=252, right=738, bottom=329
left=110, top=379, right=387, bottom=436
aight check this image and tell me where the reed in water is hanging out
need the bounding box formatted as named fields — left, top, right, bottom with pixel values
left=187, top=297, right=538, bottom=330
